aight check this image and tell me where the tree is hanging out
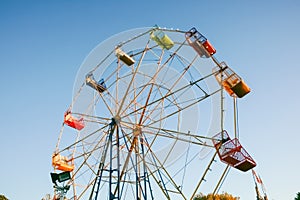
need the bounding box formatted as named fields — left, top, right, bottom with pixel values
left=193, top=192, right=240, bottom=200
left=295, top=192, right=300, bottom=200
left=0, top=195, right=8, bottom=200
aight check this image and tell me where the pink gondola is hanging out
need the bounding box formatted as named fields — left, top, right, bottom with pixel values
left=64, top=110, right=85, bottom=130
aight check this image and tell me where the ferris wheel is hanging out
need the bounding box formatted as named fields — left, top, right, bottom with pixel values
left=50, top=26, right=256, bottom=200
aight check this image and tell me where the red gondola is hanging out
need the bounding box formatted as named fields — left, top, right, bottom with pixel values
left=212, top=130, right=256, bottom=172
left=64, top=111, right=85, bottom=130
left=185, top=27, right=216, bottom=58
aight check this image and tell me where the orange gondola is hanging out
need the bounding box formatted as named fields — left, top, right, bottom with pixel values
left=213, top=62, right=251, bottom=98
left=52, top=153, right=74, bottom=172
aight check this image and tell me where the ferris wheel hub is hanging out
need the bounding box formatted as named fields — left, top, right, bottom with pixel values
left=133, top=125, right=142, bottom=137
left=112, top=115, right=121, bottom=125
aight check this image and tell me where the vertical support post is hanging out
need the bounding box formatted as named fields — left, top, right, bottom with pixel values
left=233, top=97, right=238, bottom=139
left=212, top=165, right=230, bottom=195
left=108, top=119, right=120, bottom=200
left=190, top=151, right=218, bottom=199
left=140, top=138, right=147, bottom=200
left=90, top=130, right=111, bottom=200
left=211, top=56, right=225, bottom=138
left=220, top=69, right=224, bottom=133
left=135, top=142, right=140, bottom=200
left=109, top=126, right=113, bottom=199
left=116, top=126, right=120, bottom=200
left=89, top=119, right=118, bottom=200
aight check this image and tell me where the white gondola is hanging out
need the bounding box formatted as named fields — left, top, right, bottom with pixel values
left=86, top=73, right=107, bottom=93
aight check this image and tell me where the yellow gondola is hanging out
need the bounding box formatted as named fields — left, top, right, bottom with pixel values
left=115, top=48, right=135, bottom=66
left=150, top=28, right=174, bottom=50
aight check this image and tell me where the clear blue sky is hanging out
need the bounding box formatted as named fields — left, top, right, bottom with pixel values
left=0, top=1, right=300, bottom=199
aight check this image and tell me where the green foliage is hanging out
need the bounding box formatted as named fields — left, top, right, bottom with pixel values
left=295, top=192, right=300, bottom=200
left=0, top=195, right=8, bottom=200
left=193, top=192, right=240, bottom=200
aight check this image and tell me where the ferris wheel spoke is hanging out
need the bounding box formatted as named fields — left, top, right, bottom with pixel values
left=142, top=136, right=188, bottom=199
left=148, top=88, right=221, bottom=128
left=70, top=134, right=109, bottom=196
left=137, top=83, right=155, bottom=125
left=116, top=41, right=150, bottom=117
left=119, top=119, right=210, bottom=147
left=135, top=49, right=166, bottom=126
left=165, top=143, right=198, bottom=187
left=76, top=177, right=98, bottom=200
left=58, top=124, right=109, bottom=155
left=91, top=68, right=135, bottom=117
left=136, top=143, right=171, bottom=199
left=118, top=49, right=165, bottom=119
left=115, top=133, right=174, bottom=199
left=116, top=136, right=138, bottom=193
left=122, top=70, right=217, bottom=122
left=73, top=113, right=111, bottom=126
left=89, top=47, right=116, bottom=74
left=118, top=38, right=188, bottom=120
left=105, top=72, right=134, bottom=115
left=115, top=123, right=175, bottom=199
left=102, top=123, right=139, bottom=198
left=99, top=93, right=115, bottom=116
left=118, top=29, right=153, bottom=47
left=114, top=131, right=191, bottom=199
left=73, top=135, right=107, bottom=171
left=157, top=127, right=214, bottom=145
